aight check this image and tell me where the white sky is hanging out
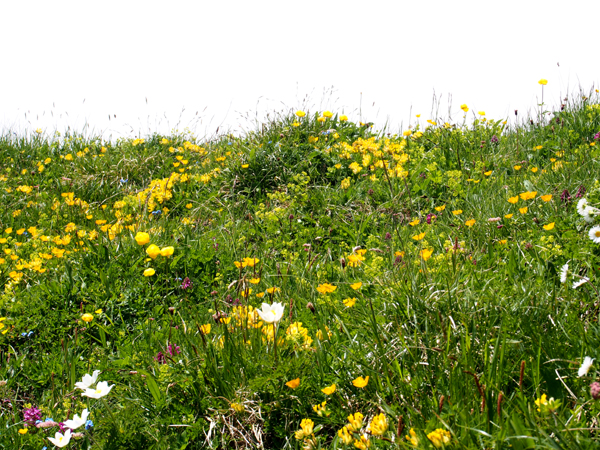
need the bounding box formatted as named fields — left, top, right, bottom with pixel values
left=1, top=1, right=599, bottom=141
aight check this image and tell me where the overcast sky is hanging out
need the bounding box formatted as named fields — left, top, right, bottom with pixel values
left=1, top=1, right=599, bottom=140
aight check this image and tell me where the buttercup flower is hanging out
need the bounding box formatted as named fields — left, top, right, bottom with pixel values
left=352, top=376, right=369, bottom=388
left=321, top=383, right=336, bottom=395
left=82, top=381, right=114, bottom=398
left=160, top=246, right=174, bottom=257
left=75, top=370, right=101, bottom=390
left=81, top=313, right=94, bottom=322
left=143, top=268, right=155, bottom=277
left=146, top=244, right=161, bottom=259
left=256, top=302, right=285, bottom=324
left=578, top=356, right=594, bottom=377
left=286, top=378, right=300, bottom=389
left=350, top=282, right=362, bottom=290
left=296, top=110, right=306, bottom=117
left=538, top=79, right=548, bottom=85
left=460, top=104, right=469, bottom=112
left=134, top=232, right=150, bottom=245
left=543, top=222, right=555, bottom=231
left=317, top=283, right=337, bottom=294
left=48, top=429, right=72, bottom=448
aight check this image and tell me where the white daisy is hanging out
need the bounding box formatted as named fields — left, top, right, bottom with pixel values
left=559, top=263, right=569, bottom=284
left=573, top=277, right=590, bottom=289
left=577, top=198, right=589, bottom=216
left=578, top=356, right=594, bottom=377
left=590, top=226, right=600, bottom=244
left=583, top=206, right=599, bottom=223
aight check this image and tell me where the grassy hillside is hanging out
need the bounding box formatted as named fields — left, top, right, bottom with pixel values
left=1, top=89, right=600, bottom=449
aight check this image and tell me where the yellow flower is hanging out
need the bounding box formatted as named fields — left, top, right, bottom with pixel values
left=199, top=324, right=211, bottom=335
left=321, top=383, right=336, bottom=395
left=350, top=282, right=362, bottom=290
left=478, top=111, right=485, bottom=116
left=403, top=130, right=412, bottom=137
left=95, top=309, right=103, bottom=314
left=543, top=222, right=555, bottom=231
left=317, top=283, right=337, bottom=294
left=143, top=268, right=156, bottom=277
left=338, top=426, right=353, bottom=445
left=286, top=378, right=300, bottom=389
left=249, top=277, right=261, bottom=284
left=354, top=435, right=370, bottom=449
left=508, top=195, right=519, bottom=204
left=323, top=110, right=333, bottom=118
left=343, top=297, right=357, bottom=307
left=81, top=313, right=94, bottom=322
left=514, top=165, right=521, bottom=170
left=420, top=248, right=434, bottom=261
left=241, top=164, right=249, bottom=168
left=352, top=376, right=369, bottom=388
left=406, top=428, right=420, bottom=446
left=146, top=244, right=161, bottom=259
left=452, top=210, right=462, bottom=215
left=530, top=167, right=538, bottom=173
left=535, top=145, right=543, bottom=150
left=519, top=207, right=528, bottom=214
left=412, top=232, right=426, bottom=241
left=292, top=122, right=300, bottom=127
left=460, top=104, right=469, bottom=112
left=340, top=115, right=348, bottom=121
left=296, top=110, right=306, bottom=117
left=18, top=428, right=28, bottom=435
left=538, top=79, right=548, bottom=85
left=134, top=232, right=150, bottom=245
left=498, top=239, right=507, bottom=244
left=317, top=116, right=326, bottom=123
left=427, top=429, right=452, bottom=448
left=231, top=402, right=245, bottom=413
left=484, top=170, right=492, bottom=176
left=435, top=205, right=446, bottom=212
left=242, top=257, right=259, bottom=267
left=295, top=418, right=314, bottom=440
left=505, top=214, right=513, bottom=219
left=347, top=412, right=364, bottom=432
left=519, top=191, right=537, bottom=200
left=409, top=219, right=420, bottom=226
left=368, top=413, right=388, bottom=436
left=465, top=219, right=476, bottom=227
left=540, top=194, right=552, bottom=202
left=160, top=246, right=174, bottom=257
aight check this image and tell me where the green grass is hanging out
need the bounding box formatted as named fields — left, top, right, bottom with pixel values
left=0, top=91, right=600, bottom=449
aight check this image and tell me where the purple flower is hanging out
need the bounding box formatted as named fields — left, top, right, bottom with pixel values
left=576, top=185, right=586, bottom=198
left=591, top=381, right=600, bottom=400
left=154, top=351, right=166, bottom=364
left=181, top=277, right=193, bottom=290
left=167, top=344, right=181, bottom=356
left=491, top=135, right=499, bottom=144
left=23, top=406, right=42, bottom=426
left=593, top=131, right=600, bottom=140
left=561, top=189, right=571, bottom=205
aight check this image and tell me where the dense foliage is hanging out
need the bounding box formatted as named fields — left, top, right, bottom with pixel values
left=1, top=88, right=600, bottom=449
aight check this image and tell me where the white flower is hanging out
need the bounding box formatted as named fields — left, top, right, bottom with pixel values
left=82, top=381, right=114, bottom=399
left=577, top=198, right=589, bottom=216
left=48, top=429, right=72, bottom=448
left=582, top=206, right=599, bottom=223
left=589, top=226, right=600, bottom=244
left=63, top=408, right=89, bottom=430
left=559, top=263, right=569, bottom=284
left=75, top=370, right=101, bottom=390
left=573, top=277, right=589, bottom=289
left=578, top=356, right=594, bottom=377
left=256, top=302, right=285, bottom=324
